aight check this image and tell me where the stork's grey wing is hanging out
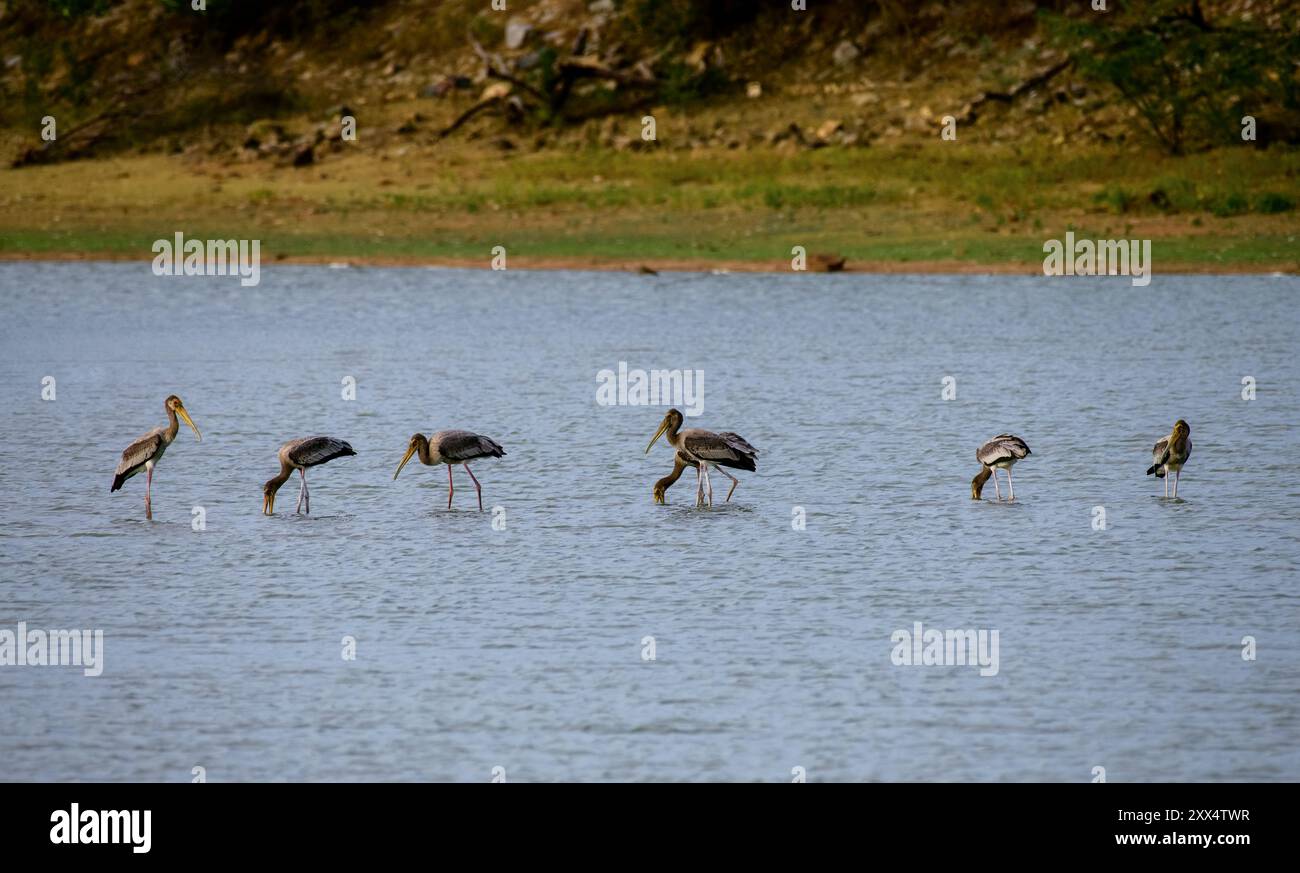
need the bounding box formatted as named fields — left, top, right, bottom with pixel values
left=682, top=430, right=750, bottom=464
left=1151, top=436, right=1170, bottom=466
left=717, top=431, right=758, bottom=457
left=115, top=428, right=164, bottom=476
left=437, top=430, right=506, bottom=461
left=988, top=434, right=1030, bottom=458
left=286, top=436, right=356, bottom=467
left=976, top=438, right=1019, bottom=466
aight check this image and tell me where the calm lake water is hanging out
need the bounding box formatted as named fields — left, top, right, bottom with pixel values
left=1, top=262, right=1297, bottom=782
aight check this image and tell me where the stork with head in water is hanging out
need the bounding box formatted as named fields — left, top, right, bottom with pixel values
left=970, top=434, right=1032, bottom=501
left=262, top=436, right=357, bottom=515
left=645, top=409, right=757, bottom=507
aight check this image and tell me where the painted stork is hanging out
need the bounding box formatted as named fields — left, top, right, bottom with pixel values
left=971, top=434, right=1032, bottom=501
left=262, top=436, right=357, bottom=515
left=110, top=394, right=201, bottom=519
left=393, top=430, right=506, bottom=510
left=1146, top=419, right=1192, bottom=498
left=645, top=408, right=757, bottom=507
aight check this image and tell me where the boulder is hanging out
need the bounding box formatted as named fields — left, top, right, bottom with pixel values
left=832, top=40, right=860, bottom=66
left=505, top=20, right=533, bottom=50
left=816, top=119, right=843, bottom=141
left=809, top=253, right=846, bottom=272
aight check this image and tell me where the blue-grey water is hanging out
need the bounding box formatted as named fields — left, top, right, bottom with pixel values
left=1, top=262, right=1297, bottom=782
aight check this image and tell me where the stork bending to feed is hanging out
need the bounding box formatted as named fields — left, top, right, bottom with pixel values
left=262, top=436, right=357, bottom=515
left=393, top=430, right=506, bottom=510
left=645, top=409, right=757, bottom=507
left=970, top=434, right=1032, bottom=501
left=110, top=394, right=201, bottom=519
left=1146, top=419, right=1192, bottom=498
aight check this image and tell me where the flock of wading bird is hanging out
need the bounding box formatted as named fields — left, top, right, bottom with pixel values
left=109, top=397, right=1195, bottom=519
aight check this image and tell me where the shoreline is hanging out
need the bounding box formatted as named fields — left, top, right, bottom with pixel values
left=1, top=250, right=1294, bottom=275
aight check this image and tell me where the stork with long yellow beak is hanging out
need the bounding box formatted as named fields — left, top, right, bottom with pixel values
left=110, top=394, right=201, bottom=519
left=1146, top=419, right=1192, bottom=498
left=263, top=436, right=356, bottom=515
left=393, top=430, right=506, bottom=511
left=645, top=408, right=757, bottom=507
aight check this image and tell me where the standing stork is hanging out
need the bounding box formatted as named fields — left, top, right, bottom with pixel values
left=262, top=436, right=357, bottom=515
left=110, top=394, right=201, bottom=519
left=1146, top=419, right=1192, bottom=498
left=645, top=408, right=757, bottom=507
left=971, top=434, right=1032, bottom=501
left=393, top=430, right=506, bottom=510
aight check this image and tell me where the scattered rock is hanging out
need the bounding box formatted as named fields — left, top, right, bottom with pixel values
left=420, top=78, right=453, bottom=98
left=636, top=265, right=658, bottom=275
left=832, top=40, right=861, bottom=66
left=685, top=40, right=712, bottom=71
left=291, top=144, right=315, bottom=167
left=589, top=0, right=615, bottom=12
left=746, top=81, right=762, bottom=99
left=816, top=119, right=843, bottom=141
left=768, top=122, right=806, bottom=146
left=505, top=20, right=534, bottom=50
left=245, top=119, right=287, bottom=146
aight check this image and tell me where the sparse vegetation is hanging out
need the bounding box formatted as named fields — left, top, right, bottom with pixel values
left=0, top=0, right=1296, bottom=269
left=1047, top=0, right=1300, bottom=154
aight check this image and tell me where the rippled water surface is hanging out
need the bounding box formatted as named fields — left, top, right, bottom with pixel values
left=1, top=262, right=1297, bottom=782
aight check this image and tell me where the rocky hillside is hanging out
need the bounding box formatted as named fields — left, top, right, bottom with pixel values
left=1, top=0, right=1296, bottom=167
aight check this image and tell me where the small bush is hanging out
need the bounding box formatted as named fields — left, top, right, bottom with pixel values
left=1255, top=192, right=1296, bottom=214
left=1210, top=192, right=1250, bottom=217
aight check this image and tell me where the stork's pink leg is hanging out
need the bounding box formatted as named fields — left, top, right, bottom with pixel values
left=1164, top=473, right=1169, bottom=498
left=1173, top=469, right=1180, bottom=499
left=297, top=468, right=306, bottom=514
left=464, top=464, right=484, bottom=511
left=446, top=463, right=454, bottom=509
left=1006, top=466, right=1015, bottom=501
left=992, top=469, right=1002, bottom=501
left=712, top=464, right=740, bottom=502
left=145, top=463, right=153, bottom=520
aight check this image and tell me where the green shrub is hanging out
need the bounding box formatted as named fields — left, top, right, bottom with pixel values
left=1255, top=192, right=1296, bottom=214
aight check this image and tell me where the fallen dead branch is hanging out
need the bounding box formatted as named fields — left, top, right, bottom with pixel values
left=956, top=59, right=1073, bottom=126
